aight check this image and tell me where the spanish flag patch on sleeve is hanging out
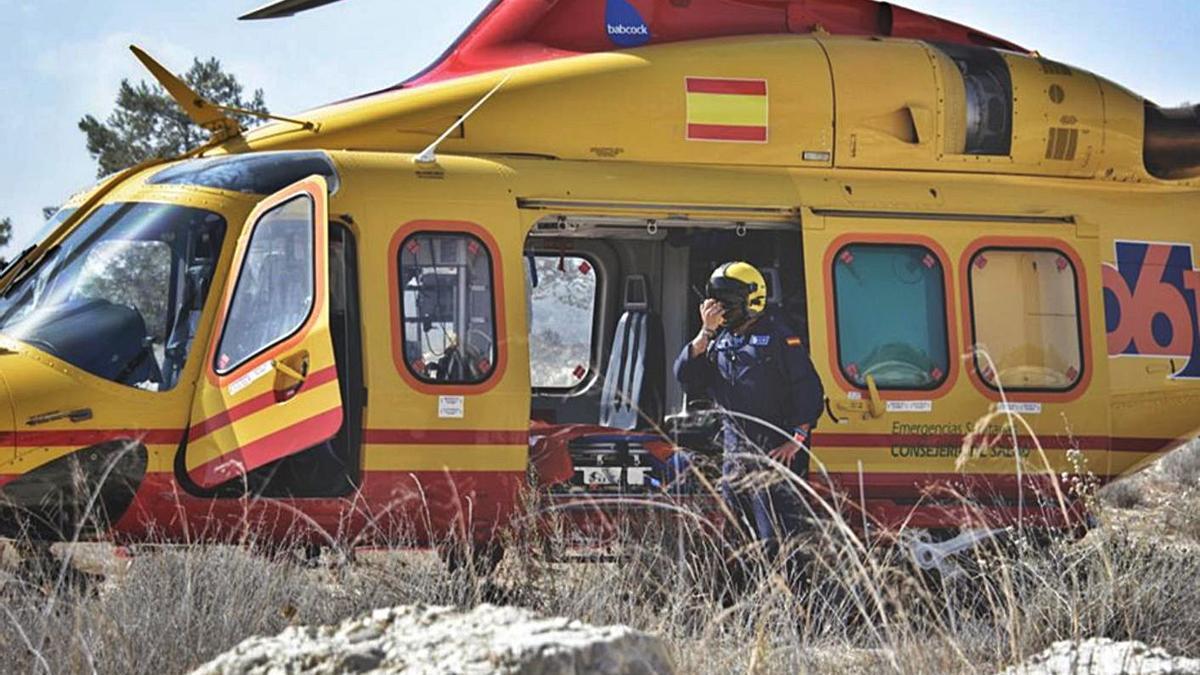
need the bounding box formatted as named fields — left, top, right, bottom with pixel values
left=786, top=336, right=803, bottom=348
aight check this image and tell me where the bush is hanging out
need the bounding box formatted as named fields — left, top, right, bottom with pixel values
left=1161, top=441, right=1200, bottom=486
left=1099, top=477, right=1144, bottom=510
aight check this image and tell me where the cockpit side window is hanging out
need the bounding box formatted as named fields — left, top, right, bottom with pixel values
left=831, top=242, right=951, bottom=391
left=215, top=196, right=315, bottom=375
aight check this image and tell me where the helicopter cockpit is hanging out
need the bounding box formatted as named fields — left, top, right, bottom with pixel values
left=0, top=201, right=227, bottom=392
left=0, top=152, right=339, bottom=394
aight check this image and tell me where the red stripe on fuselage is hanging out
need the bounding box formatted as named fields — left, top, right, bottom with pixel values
left=0, top=427, right=1172, bottom=454
left=685, top=78, right=767, bottom=96
left=364, top=429, right=529, bottom=445
left=0, top=425, right=528, bottom=451
left=686, top=123, right=767, bottom=142
left=815, top=432, right=1176, bottom=454
left=0, top=429, right=182, bottom=447
left=1110, top=436, right=1181, bottom=453
left=818, top=471, right=1068, bottom=491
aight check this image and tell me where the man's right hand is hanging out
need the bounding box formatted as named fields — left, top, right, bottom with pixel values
left=700, top=298, right=724, bottom=332
left=690, top=299, right=725, bottom=357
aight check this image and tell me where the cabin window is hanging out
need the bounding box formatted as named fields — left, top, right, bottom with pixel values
left=832, top=242, right=950, bottom=390
left=968, top=248, right=1083, bottom=391
left=527, top=254, right=598, bottom=389
left=216, top=195, right=315, bottom=375
left=398, top=232, right=497, bottom=384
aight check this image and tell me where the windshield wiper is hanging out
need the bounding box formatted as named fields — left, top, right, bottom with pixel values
left=0, top=245, right=38, bottom=280
left=2, top=245, right=61, bottom=299
left=4, top=203, right=133, bottom=302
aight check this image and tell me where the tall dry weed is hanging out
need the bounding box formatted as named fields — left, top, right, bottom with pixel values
left=1, top=405, right=1199, bottom=673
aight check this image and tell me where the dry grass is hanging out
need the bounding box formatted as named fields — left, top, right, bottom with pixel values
left=1161, top=440, right=1200, bottom=487
left=2, top=445, right=1200, bottom=674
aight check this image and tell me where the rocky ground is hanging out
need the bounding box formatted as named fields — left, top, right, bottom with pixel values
left=1004, top=639, right=1200, bottom=675
left=191, top=604, right=674, bottom=675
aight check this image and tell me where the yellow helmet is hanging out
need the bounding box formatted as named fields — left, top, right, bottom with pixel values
left=707, top=261, right=767, bottom=326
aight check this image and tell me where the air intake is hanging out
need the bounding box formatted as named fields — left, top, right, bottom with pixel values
left=1045, top=128, right=1080, bottom=161
left=1038, top=59, right=1073, bottom=76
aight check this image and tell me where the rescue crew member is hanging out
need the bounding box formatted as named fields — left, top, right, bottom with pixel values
left=673, top=261, right=824, bottom=561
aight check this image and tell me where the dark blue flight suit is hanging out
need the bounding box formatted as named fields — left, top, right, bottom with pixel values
left=673, top=309, right=824, bottom=556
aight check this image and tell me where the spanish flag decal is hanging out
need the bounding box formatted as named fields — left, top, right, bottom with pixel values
left=685, top=77, right=768, bottom=143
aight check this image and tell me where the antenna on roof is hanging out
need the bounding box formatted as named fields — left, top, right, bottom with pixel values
left=414, top=74, right=512, bottom=165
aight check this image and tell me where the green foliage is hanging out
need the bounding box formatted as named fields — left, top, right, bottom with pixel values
left=75, top=241, right=173, bottom=340
left=79, top=57, right=268, bottom=177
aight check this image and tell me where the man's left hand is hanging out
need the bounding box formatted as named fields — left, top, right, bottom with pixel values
left=768, top=441, right=801, bottom=465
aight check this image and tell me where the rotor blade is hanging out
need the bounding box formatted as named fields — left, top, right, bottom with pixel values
left=239, top=0, right=345, bottom=20
left=129, top=46, right=242, bottom=140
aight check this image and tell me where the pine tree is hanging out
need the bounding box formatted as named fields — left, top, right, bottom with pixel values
left=0, top=217, right=13, bottom=267
left=79, top=57, right=268, bottom=176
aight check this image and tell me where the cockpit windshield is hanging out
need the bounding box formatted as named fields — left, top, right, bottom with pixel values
left=26, top=207, right=77, bottom=249
left=0, top=202, right=227, bottom=391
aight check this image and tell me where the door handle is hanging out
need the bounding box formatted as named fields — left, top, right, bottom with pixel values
left=273, top=357, right=307, bottom=381
left=273, top=352, right=310, bottom=401
left=833, top=375, right=886, bottom=420
left=864, top=374, right=885, bottom=418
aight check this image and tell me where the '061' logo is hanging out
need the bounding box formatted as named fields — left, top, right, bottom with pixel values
left=1103, top=240, right=1200, bottom=378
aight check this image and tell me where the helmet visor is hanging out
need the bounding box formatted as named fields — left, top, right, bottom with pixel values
left=706, top=276, right=753, bottom=302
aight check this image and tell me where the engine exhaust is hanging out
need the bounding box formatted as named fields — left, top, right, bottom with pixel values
left=1145, top=102, right=1200, bottom=180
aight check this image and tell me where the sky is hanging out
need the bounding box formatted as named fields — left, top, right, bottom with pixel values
left=0, top=0, right=1196, bottom=251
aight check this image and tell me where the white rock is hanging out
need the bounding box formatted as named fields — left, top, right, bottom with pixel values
left=191, top=603, right=674, bottom=675
left=1003, top=638, right=1200, bottom=675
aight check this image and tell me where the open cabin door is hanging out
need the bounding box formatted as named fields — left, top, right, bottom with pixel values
left=182, top=176, right=343, bottom=490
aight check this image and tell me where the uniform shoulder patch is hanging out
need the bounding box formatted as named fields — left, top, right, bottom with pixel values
left=785, top=336, right=803, bottom=348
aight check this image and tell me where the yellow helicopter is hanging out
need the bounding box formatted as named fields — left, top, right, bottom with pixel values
left=0, top=0, right=1197, bottom=557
